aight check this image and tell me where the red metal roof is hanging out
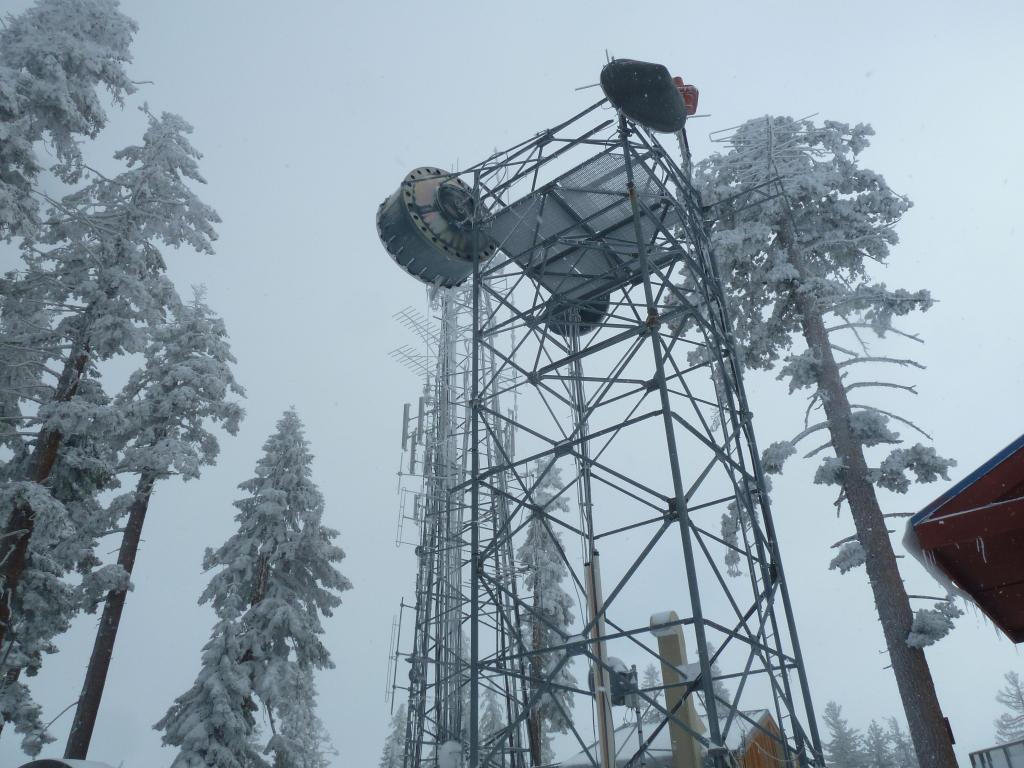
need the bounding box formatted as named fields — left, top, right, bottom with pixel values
left=912, top=434, right=1024, bottom=643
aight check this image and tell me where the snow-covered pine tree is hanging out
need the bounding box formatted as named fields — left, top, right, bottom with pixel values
left=0, top=275, right=53, bottom=452
left=693, top=116, right=956, bottom=767
left=822, top=701, right=866, bottom=768
left=378, top=704, right=407, bottom=768
left=0, top=0, right=136, bottom=239
left=864, top=719, right=893, bottom=768
left=885, top=718, right=917, bottom=768
left=0, top=0, right=139, bottom=733
left=637, top=655, right=733, bottom=728
left=516, top=462, right=576, bottom=766
left=640, top=663, right=661, bottom=725
left=157, top=409, right=350, bottom=767
left=155, top=612, right=266, bottom=768
left=65, top=289, right=244, bottom=759
left=705, top=643, right=732, bottom=716
left=0, top=106, right=220, bottom=653
left=0, top=411, right=119, bottom=753
left=0, top=377, right=121, bottom=755
left=266, top=667, right=335, bottom=768
left=995, top=671, right=1024, bottom=744
left=479, top=687, right=508, bottom=763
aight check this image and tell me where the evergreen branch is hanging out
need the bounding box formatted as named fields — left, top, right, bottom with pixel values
left=836, top=356, right=925, bottom=370
left=42, top=698, right=81, bottom=732
left=788, top=421, right=830, bottom=447
left=803, top=441, right=834, bottom=459
left=81, top=164, right=115, bottom=182
left=849, top=404, right=933, bottom=440
left=844, top=381, right=918, bottom=396
left=833, top=311, right=871, bottom=355
left=803, top=391, right=822, bottom=429
left=33, top=192, right=124, bottom=239
left=827, top=322, right=923, bottom=344
left=816, top=228, right=898, bottom=249
left=829, top=343, right=860, bottom=358
left=830, top=534, right=858, bottom=548
left=828, top=293, right=934, bottom=311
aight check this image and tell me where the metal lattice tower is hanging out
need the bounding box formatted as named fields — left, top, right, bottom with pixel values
left=380, top=63, right=823, bottom=768
left=389, top=291, right=528, bottom=767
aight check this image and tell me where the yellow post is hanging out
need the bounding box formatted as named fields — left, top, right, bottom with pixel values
left=585, top=553, right=617, bottom=768
left=649, top=611, right=705, bottom=768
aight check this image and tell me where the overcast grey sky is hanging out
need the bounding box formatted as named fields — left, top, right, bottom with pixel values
left=1, top=1, right=1022, bottom=766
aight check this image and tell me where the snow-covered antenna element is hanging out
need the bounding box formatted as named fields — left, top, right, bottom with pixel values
left=374, top=60, right=825, bottom=768
left=389, top=345, right=432, bottom=380
left=394, top=306, right=440, bottom=347
left=390, top=308, right=438, bottom=382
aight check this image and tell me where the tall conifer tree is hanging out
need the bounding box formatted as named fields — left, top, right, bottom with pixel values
left=0, top=3, right=141, bottom=743
left=157, top=410, right=350, bottom=768
left=66, top=290, right=244, bottom=759
left=995, top=671, right=1024, bottom=744
left=0, top=106, right=220, bottom=656
left=822, top=701, right=866, bottom=768
left=864, top=719, right=893, bottom=768
left=886, top=718, right=917, bottom=768
left=517, top=462, right=575, bottom=766
left=640, top=664, right=662, bottom=725
left=378, top=704, right=408, bottom=768
left=694, top=117, right=957, bottom=766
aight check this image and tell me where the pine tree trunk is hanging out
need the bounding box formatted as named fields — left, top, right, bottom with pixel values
left=64, top=472, right=156, bottom=760
left=788, top=253, right=957, bottom=768
left=527, top=601, right=543, bottom=766
left=0, top=344, right=90, bottom=651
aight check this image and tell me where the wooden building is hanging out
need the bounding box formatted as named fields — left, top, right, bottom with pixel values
left=911, top=433, right=1024, bottom=643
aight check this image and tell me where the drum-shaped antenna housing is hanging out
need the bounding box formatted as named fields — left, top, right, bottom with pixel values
left=600, top=59, right=687, bottom=133
left=544, top=292, right=612, bottom=338
left=377, top=167, right=496, bottom=287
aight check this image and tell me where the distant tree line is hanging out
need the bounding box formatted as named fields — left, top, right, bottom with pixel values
left=995, top=671, right=1024, bottom=745
left=822, top=701, right=917, bottom=768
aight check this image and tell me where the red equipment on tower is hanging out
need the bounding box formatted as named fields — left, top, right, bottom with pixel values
left=673, top=76, right=699, bottom=116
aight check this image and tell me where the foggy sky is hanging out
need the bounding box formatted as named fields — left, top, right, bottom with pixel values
left=1, top=1, right=1022, bottom=766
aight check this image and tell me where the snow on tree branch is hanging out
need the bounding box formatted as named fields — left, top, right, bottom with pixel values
left=77, top=563, right=131, bottom=613
left=814, top=456, right=846, bottom=488
left=828, top=541, right=865, bottom=574
left=869, top=445, right=956, bottom=494
left=777, top=349, right=820, bottom=393
left=848, top=410, right=900, bottom=447
left=906, top=600, right=963, bottom=649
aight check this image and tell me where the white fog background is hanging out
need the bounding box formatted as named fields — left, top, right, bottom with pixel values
left=0, top=1, right=1021, bottom=766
